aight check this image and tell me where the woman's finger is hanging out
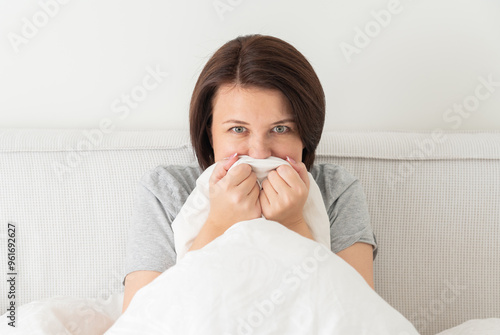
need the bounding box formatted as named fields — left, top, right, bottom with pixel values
left=209, top=153, right=239, bottom=185
left=266, top=168, right=291, bottom=195
left=260, top=177, right=279, bottom=204
left=259, top=186, right=270, bottom=207
left=286, top=156, right=310, bottom=189
left=236, top=170, right=258, bottom=195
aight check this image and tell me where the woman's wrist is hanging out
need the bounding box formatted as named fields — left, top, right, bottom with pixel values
left=285, top=216, right=313, bottom=240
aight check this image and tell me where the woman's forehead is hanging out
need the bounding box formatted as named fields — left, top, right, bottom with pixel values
left=212, top=84, right=293, bottom=120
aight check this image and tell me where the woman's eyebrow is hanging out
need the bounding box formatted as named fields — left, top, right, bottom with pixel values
left=270, top=118, right=295, bottom=125
left=222, top=118, right=295, bottom=125
left=222, top=119, right=250, bottom=125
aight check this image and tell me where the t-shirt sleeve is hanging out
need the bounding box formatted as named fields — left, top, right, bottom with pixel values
left=122, top=165, right=199, bottom=284
left=329, top=179, right=378, bottom=259
left=312, top=164, right=378, bottom=259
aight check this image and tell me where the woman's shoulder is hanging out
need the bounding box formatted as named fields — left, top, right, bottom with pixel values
left=310, top=162, right=357, bottom=185
left=139, top=163, right=203, bottom=195
left=309, top=162, right=360, bottom=205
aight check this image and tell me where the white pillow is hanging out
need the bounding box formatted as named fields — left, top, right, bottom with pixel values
left=436, top=318, right=500, bottom=335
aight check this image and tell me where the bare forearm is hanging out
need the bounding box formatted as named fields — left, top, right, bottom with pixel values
left=286, top=217, right=314, bottom=240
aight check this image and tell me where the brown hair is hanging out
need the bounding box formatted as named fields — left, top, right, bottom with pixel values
left=189, top=34, right=325, bottom=170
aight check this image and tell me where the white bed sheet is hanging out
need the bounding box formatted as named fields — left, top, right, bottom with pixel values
left=0, top=292, right=123, bottom=334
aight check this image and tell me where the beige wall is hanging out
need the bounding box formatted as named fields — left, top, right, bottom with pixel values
left=1, top=0, right=499, bottom=131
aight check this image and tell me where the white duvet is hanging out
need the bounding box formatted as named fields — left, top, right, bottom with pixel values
left=109, top=156, right=419, bottom=334
left=106, top=218, right=419, bottom=334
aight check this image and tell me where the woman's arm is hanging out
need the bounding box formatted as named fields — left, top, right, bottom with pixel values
left=336, top=242, right=374, bottom=289
left=122, top=270, right=162, bottom=313
left=286, top=216, right=314, bottom=240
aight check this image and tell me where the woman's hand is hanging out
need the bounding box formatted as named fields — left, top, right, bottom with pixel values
left=259, top=156, right=310, bottom=229
left=189, top=154, right=261, bottom=252
left=207, top=154, right=262, bottom=230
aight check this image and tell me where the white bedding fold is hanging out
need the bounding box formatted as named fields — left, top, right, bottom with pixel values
left=107, top=219, right=419, bottom=334
left=0, top=293, right=123, bottom=334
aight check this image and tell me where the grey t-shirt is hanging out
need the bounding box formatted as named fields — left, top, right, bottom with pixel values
left=123, top=162, right=378, bottom=282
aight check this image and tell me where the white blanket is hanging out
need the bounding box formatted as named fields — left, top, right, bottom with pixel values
left=172, top=155, right=331, bottom=261
left=106, top=218, right=419, bottom=334
left=105, top=155, right=418, bottom=333
left=0, top=293, right=123, bottom=334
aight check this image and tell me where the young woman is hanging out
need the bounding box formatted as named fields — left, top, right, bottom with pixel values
left=122, top=34, right=377, bottom=312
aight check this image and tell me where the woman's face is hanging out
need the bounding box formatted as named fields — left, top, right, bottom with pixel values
left=210, top=84, right=304, bottom=163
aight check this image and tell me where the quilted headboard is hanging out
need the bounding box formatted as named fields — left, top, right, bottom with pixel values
left=0, top=129, right=499, bottom=335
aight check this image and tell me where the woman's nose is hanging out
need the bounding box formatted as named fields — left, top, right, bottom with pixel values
left=247, top=136, right=272, bottom=159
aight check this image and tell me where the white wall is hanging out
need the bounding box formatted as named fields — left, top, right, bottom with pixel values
left=1, top=0, right=499, bottom=131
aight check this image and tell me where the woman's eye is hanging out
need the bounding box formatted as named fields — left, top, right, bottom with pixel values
left=273, top=125, right=289, bottom=133
left=231, top=126, right=245, bottom=133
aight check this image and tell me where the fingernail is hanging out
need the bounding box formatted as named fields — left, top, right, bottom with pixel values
left=286, top=155, right=296, bottom=164
left=224, top=152, right=238, bottom=160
